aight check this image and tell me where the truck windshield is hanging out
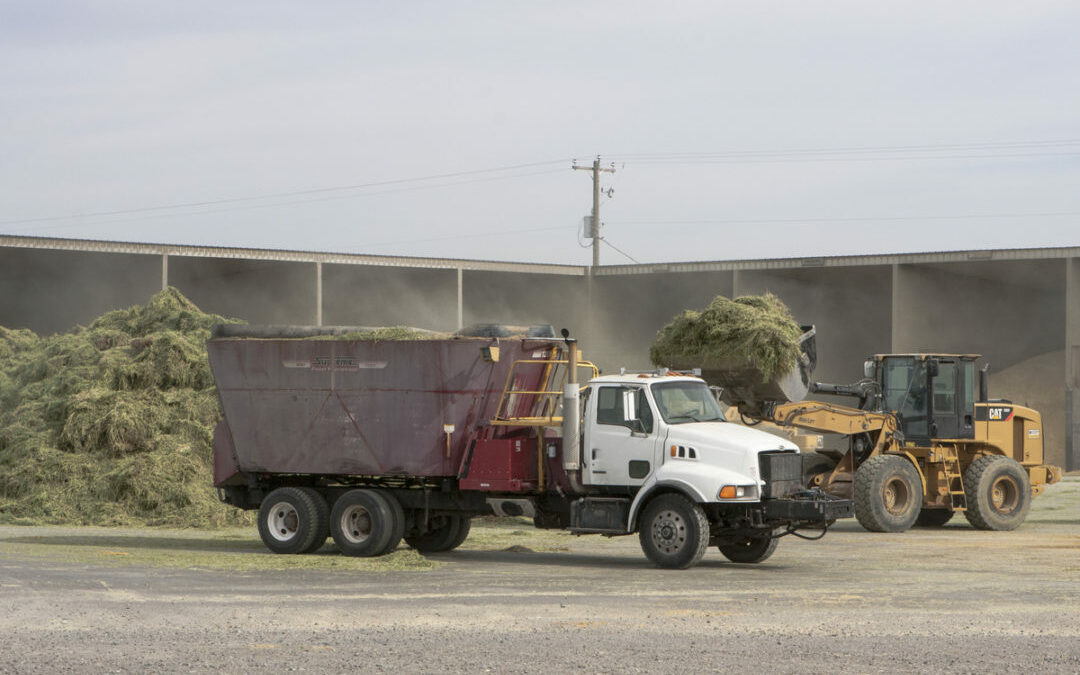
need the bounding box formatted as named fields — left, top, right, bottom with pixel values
left=652, top=381, right=726, bottom=424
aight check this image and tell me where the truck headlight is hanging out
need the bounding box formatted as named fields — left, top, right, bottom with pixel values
left=718, top=485, right=759, bottom=500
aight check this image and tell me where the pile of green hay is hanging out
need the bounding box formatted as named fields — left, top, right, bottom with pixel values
left=650, top=292, right=803, bottom=381
left=0, top=288, right=250, bottom=527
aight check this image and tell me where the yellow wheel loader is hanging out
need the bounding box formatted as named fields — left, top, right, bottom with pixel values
left=697, top=333, right=1062, bottom=532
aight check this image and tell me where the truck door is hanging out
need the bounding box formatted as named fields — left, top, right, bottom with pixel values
left=584, top=385, right=658, bottom=488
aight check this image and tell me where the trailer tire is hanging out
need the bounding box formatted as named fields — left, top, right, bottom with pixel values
left=637, top=493, right=710, bottom=569
left=915, top=508, right=954, bottom=528
left=717, top=534, right=778, bottom=563
left=257, top=487, right=323, bottom=555
left=854, top=454, right=922, bottom=532
left=373, top=491, right=406, bottom=555
left=962, top=455, right=1031, bottom=531
left=330, top=489, right=396, bottom=557
left=297, top=488, right=330, bottom=553
left=405, top=515, right=467, bottom=553
left=446, top=517, right=471, bottom=550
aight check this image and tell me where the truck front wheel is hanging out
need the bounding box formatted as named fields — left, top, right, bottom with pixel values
left=637, top=494, right=710, bottom=569
left=330, top=490, right=397, bottom=557
left=854, top=454, right=923, bottom=532
left=257, top=487, right=323, bottom=554
left=717, top=534, right=778, bottom=563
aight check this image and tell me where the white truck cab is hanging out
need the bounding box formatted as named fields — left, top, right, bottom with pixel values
left=572, top=372, right=849, bottom=568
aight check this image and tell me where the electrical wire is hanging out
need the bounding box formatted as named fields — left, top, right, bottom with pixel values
left=609, top=211, right=1080, bottom=228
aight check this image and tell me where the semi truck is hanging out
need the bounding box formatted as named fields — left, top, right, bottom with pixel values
left=208, top=325, right=852, bottom=569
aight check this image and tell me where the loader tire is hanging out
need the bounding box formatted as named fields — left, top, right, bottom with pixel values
left=297, top=487, right=330, bottom=553
left=638, top=493, right=710, bottom=569
left=801, top=452, right=836, bottom=487
left=963, top=455, right=1031, bottom=531
left=406, top=515, right=467, bottom=553
left=914, top=508, right=953, bottom=528
left=257, top=487, right=323, bottom=555
left=854, top=454, right=922, bottom=532
left=330, top=489, right=397, bottom=557
left=717, top=534, right=778, bottom=563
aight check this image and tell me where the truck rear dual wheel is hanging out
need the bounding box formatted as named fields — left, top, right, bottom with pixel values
left=638, top=494, right=710, bottom=569
left=854, top=454, right=923, bottom=532
left=405, top=515, right=471, bottom=553
left=330, top=489, right=405, bottom=557
left=258, top=487, right=327, bottom=555
left=963, top=455, right=1032, bottom=531
left=717, top=535, right=778, bottom=564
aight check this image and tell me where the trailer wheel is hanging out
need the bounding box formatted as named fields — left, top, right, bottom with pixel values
left=372, top=490, right=406, bottom=555
left=637, top=493, right=710, bottom=569
left=330, top=490, right=396, bottom=557
left=854, top=454, right=923, bottom=532
left=297, top=488, right=330, bottom=553
left=717, top=534, right=778, bottom=563
left=257, top=487, right=323, bottom=554
left=915, top=508, right=953, bottom=527
left=405, top=515, right=467, bottom=553
left=963, top=455, right=1031, bottom=531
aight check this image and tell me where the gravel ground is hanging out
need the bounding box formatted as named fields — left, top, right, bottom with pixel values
left=1, top=478, right=1077, bottom=674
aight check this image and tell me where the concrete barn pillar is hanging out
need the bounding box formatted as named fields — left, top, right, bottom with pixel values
left=315, top=261, right=323, bottom=327
left=1067, top=258, right=1080, bottom=471
left=457, top=266, right=463, bottom=330
left=161, top=253, right=169, bottom=291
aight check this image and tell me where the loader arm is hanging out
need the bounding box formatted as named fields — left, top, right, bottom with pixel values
left=757, top=400, right=903, bottom=497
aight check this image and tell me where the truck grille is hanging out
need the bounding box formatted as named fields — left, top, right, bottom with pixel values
left=759, top=451, right=802, bottom=499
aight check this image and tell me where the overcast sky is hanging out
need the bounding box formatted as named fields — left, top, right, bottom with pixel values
left=2, top=1, right=1078, bottom=265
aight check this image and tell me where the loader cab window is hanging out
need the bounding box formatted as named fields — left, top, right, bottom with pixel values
left=652, top=381, right=727, bottom=425
left=596, top=386, right=654, bottom=434
left=881, top=357, right=928, bottom=438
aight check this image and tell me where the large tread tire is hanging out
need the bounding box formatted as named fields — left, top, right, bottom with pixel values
left=257, top=487, right=322, bottom=554
left=854, top=454, right=923, bottom=532
left=801, top=452, right=837, bottom=487
left=405, top=515, right=466, bottom=553
left=373, top=490, right=406, bottom=555
left=963, top=455, right=1032, bottom=531
left=915, top=508, right=954, bottom=528
left=297, top=487, right=330, bottom=553
left=637, top=493, right=710, bottom=569
left=717, top=534, right=778, bottom=563
left=330, top=489, right=396, bottom=557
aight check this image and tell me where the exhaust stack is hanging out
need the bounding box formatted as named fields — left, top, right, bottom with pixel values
left=562, top=337, right=581, bottom=471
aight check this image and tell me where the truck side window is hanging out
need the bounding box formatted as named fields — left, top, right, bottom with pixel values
left=596, top=386, right=653, bottom=434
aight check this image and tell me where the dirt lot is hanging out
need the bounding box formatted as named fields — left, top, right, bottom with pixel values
left=1, top=478, right=1078, bottom=674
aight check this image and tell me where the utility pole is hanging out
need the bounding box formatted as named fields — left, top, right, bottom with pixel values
left=573, top=156, right=615, bottom=267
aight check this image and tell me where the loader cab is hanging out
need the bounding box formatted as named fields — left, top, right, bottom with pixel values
left=876, top=354, right=978, bottom=442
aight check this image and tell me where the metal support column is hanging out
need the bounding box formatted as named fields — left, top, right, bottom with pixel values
left=1067, top=258, right=1080, bottom=471
left=456, top=267, right=463, bottom=330
left=315, top=261, right=323, bottom=327
left=161, top=253, right=169, bottom=291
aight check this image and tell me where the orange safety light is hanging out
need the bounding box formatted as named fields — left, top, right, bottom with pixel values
left=718, top=485, right=737, bottom=499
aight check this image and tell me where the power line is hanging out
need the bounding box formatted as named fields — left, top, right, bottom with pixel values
left=0, top=159, right=572, bottom=228
left=609, top=211, right=1080, bottom=227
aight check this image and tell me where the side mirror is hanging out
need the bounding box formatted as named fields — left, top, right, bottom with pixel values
left=621, top=389, right=636, bottom=422
left=863, top=359, right=876, bottom=379
left=927, top=358, right=940, bottom=377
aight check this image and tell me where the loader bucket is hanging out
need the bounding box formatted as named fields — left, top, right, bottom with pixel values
left=696, top=326, right=817, bottom=416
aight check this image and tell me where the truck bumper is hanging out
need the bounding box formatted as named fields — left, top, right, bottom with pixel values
left=762, top=490, right=854, bottom=523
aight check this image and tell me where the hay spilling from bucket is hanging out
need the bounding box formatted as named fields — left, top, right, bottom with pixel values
left=650, top=293, right=803, bottom=381
left=0, top=288, right=250, bottom=527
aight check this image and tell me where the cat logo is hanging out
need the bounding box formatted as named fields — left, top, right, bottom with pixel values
left=988, top=406, right=1014, bottom=422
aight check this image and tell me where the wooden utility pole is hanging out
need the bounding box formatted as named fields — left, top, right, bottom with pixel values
left=573, top=157, right=615, bottom=267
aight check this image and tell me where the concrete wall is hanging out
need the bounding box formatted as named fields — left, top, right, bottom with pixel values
left=169, top=257, right=317, bottom=325
left=323, top=264, right=458, bottom=330
left=0, top=247, right=159, bottom=334
left=0, top=241, right=1076, bottom=470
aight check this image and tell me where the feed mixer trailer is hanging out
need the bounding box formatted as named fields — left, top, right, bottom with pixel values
left=208, top=325, right=852, bottom=569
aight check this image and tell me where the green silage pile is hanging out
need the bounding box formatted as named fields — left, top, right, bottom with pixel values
left=0, top=288, right=250, bottom=527
left=650, top=293, right=803, bottom=380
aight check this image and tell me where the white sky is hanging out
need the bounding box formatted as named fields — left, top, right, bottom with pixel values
left=2, top=1, right=1079, bottom=265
